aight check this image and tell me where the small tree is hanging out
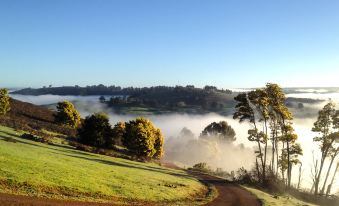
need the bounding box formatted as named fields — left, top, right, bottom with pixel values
left=154, top=129, right=164, bottom=159
left=111, top=121, right=126, bottom=146
left=123, top=117, right=164, bottom=159
left=200, top=121, right=236, bottom=142
left=0, top=88, right=10, bottom=115
left=179, top=127, right=195, bottom=141
left=78, top=113, right=113, bottom=147
left=99, top=96, right=106, bottom=103
left=54, top=101, right=81, bottom=128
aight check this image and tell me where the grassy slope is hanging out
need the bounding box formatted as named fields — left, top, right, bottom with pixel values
left=243, top=186, right=318, bottom=206
left=0, top=125, right=207, bottom=205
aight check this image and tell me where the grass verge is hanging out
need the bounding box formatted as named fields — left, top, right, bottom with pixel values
left=243, top=186, right=318, bottom=206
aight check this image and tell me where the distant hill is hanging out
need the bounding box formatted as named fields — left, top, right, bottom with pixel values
left=0, top=98, right=76, bottom=137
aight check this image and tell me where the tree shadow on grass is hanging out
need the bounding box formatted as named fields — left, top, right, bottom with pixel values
left=0, top=130, right=195, bottom=181
left=0, top=130, right=98, bottom=158
left=57, top=153, right=194, bottom=180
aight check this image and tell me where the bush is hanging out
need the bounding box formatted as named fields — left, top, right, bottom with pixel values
left=20, top=133, right=52, bottom=144
left=191, top=162, right=211, bottom=173
left=111, top=122, right=125, bottom=147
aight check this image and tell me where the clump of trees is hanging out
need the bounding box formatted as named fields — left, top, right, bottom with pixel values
left=200, top=121, right=236, bottom=142
left=54, top=101, right=81, bottom=128
left=77, top=114, right=164, bottom=160
left=311, top=102, right=339, bottom=195
left=112, top=121, right=126, bottom=146
left=233, top=83, right=302, bottom=189
left=123, top=117, right=164, bottom=159
left=0, top=88, right=10, bottom=115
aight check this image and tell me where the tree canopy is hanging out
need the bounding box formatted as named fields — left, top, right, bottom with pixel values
left=200, top=121, right=236, bottom=142
left=54, top=101, right=81, bottom=128
left=123, top=117, right=164, bottom=159
left=0, top=88, right=10, bottom=115
left=78, top=112, right=113, bottom=148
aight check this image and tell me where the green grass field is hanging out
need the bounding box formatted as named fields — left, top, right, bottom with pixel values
left=0, top=125, right=207, bottom=205
left=243, top=186, right=318, bottom=206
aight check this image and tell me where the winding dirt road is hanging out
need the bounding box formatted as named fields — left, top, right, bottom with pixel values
left=193, top=172, right=261, bottom=206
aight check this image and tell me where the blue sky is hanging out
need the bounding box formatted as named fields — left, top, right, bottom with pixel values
left=1, top=0, right=339, bottom=88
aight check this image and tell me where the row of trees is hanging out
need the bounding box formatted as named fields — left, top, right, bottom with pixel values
left=78, top=115, right=164, bottom=159
left=14, top=84, right=232, bottom=96
left=233, top=83, right=302, bottom=188
left=54, top=101, right=164, bottom=159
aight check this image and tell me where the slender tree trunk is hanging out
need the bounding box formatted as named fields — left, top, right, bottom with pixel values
left=311, top=159, right=319, bottom=194
left=287, top=140, right=291, bottom=188
left=326, top=162, right=339, bottom=196
left=321, top=148, right=339, bottom=194
left=263, top=120, right=268, bottom=180
left=271, top=132, right=275, bottom=173
left=275, top=133, right=279, bottom=177
left=297, top=163, right=302, bottom=189
left=256, top=157, right=261, bottom=180
left=314, top=155, right=326, bottom=195
left=320, top=156, right=335, bottom=194
left=314, top=139, right=334, bottom=195
left=253, top=122, right=265, bottom=180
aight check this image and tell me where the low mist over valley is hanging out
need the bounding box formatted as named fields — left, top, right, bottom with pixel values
left=9, top=86, right=339, bottom=194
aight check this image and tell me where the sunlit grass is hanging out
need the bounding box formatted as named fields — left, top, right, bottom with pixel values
left=0, top=125, right=206, bottom=205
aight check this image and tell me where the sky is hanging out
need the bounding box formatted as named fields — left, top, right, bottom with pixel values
left=1, top=0, right=339, bottom=89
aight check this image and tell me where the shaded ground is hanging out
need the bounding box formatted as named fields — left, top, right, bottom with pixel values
left=0, top=193, right=122, bottom=206
left=191, top=171, right=262, bottom=206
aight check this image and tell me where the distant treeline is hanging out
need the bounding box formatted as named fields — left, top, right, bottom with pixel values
left=12, top=85, right=235, bottom=114
left=12, top=84, right=233, bottom=96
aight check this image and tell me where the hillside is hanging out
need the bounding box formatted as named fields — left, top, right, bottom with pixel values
left=0, top=98, right=76, bottom=137
left=0, top=125, right=211, bottom=205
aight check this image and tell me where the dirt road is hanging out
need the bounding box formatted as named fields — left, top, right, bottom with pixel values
left=193, top=172, right=261, bottom=206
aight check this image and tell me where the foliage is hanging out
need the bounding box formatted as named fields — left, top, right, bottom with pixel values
left=13, top=84, right=232, bottom=96
left=123, top=117, right=164, bottom=159
left=191, top=162, right=211, bottom=173
left=20, top=133, right=52, bottom=144
left=0, top=88, right=10, bottom=115
left=153, top=128, right=164, bottom=159
left=311, top=102, right=339, bottom=195
left=233, top=83, right=300, bottom=188
left=54, top=101, right=81, bottom=128
left=200, top=121, right=236, bottom=142
left=78, top=113, right=113, bottom=148
left=111, top=121, right=126, bottom=146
